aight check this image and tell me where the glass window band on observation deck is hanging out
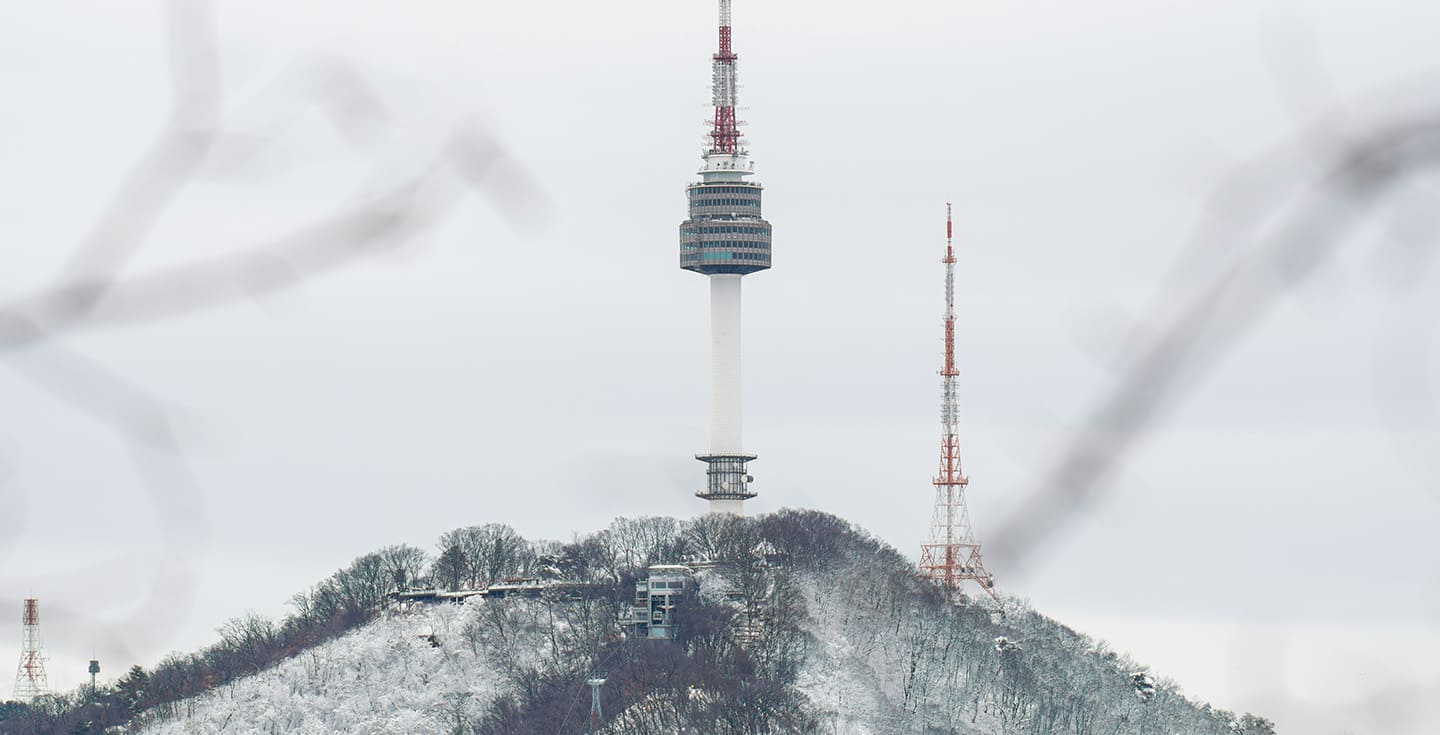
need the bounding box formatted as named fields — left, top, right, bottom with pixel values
left=686, top=183, right=763, bottom=216
left=678, top=226, right=772, bottom=274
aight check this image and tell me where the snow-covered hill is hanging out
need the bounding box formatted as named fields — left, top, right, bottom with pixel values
left=88, top=511, right=1271, bottom=734
left=129, top=601, right=527, bottom=734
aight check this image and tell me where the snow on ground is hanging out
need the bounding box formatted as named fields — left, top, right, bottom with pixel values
left=793, top=580, right=883, bottom=735
left=126, top=566, right=1242, bottom=735
left=133, top=599, right=537, bottom=735
left=792, top=571, right=1002, bottom=735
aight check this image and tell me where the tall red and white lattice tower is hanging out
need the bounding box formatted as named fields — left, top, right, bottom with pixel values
left=918, top=205, right=997, bottom=601
left=13, top=598, right=50, bottom=701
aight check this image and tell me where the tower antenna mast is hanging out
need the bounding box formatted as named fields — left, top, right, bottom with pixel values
left=919, top=205, right=998, bottom=601
left=711, top=0, right=740, bottom=155
left=12, top=598, right=50, bottom=701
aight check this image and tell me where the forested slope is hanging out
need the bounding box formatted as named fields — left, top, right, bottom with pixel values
left=0, top=510, right=1274, bottom=734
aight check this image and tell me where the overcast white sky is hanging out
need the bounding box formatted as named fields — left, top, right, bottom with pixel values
left=2, top=1, right=1439, bottom=732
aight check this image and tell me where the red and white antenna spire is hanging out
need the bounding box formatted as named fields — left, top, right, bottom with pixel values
left=710, top=0, right=741, bottom=154
left=919, top=205, right=998, bottom=601
left=12, top=598, right=50, bottom=701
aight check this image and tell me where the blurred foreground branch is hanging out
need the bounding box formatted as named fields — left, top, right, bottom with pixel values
left=0, top=0, right=547, bottom=666
left=991, top=87, right=1440, bottom=570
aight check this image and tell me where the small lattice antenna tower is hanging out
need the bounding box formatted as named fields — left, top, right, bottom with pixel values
left=586, top=674, right=607, bottom=733
left=918, top=205, right=998, bottom=602
left=13, top=598, right=50, bottom=701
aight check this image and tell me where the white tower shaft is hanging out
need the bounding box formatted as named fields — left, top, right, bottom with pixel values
left=710, top=274, right=743, bottom=455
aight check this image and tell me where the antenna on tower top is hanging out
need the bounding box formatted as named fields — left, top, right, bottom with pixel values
left=710, top=0, right=741, bottom=154
left=919, top=205, right=998, bottom=602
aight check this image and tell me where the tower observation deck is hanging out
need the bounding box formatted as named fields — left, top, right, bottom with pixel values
left=679, top=0, right=772, bottom=515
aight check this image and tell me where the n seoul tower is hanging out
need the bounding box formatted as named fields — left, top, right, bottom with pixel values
left=679, top=0, right=773, bottom=515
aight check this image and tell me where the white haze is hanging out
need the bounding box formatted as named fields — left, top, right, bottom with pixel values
left=1, top=2, right=1438, bottom=733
